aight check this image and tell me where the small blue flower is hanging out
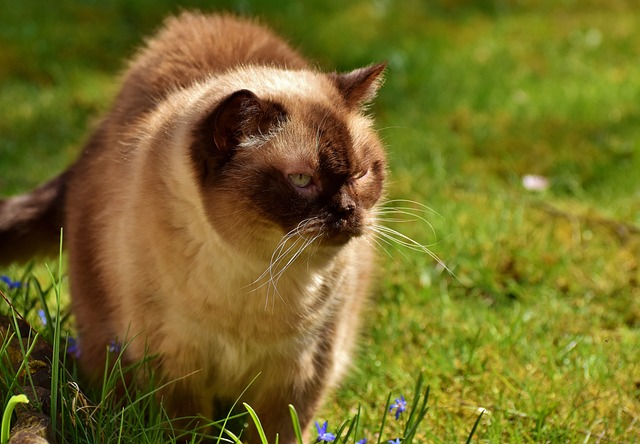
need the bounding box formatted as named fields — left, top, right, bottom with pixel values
left=356, top=439, right=368, bottom=444
left=37, top=309, right=48, bottom=326
left=388, top=439, right=401, bottom=444
left=389, top=395, right=407, bottom=420
left=66, top=336, right=81, bottom=358
left=0, top=275, right=22, bottom=290
left=315, top=421, right=336, bottom=443
left=108, top=340, right=122, bottom=353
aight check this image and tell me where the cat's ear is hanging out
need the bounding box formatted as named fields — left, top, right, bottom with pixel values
left=212, top=89, right=286, bottom=153
left=330, top=62, right=387, bottom=108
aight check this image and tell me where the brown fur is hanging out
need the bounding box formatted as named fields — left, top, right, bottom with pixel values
left=0, top=12, right=387, bottom=443
left=0, top=173, right=68, bottom=265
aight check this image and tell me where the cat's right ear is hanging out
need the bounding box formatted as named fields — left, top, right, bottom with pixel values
left=211, top=89, right=286, bottom=154
left=330, top=62, right=387, bottom=108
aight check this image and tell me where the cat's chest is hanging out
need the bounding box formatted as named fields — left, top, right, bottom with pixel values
left=158, top=260, right=330, bottom=390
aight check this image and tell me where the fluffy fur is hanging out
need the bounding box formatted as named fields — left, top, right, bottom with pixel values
left=0, top=12, right=388, bottom=443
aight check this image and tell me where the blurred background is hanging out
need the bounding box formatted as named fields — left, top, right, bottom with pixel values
left=1, top=0, right=639, bottom=441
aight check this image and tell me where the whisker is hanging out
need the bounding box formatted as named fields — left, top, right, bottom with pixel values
left=241, top=221, right=315, bottom=298
left=270, top=222, right=322, bottom=281
left=380, top=199, right=444, bottom=219
left=369, top=224, right=456, bottom=278
left=375, top=206, right=441, bottom=220
left=266, top=229, right=322, bottom=304
left=243, top=217, right=324, bottom=307
left=373, top=225, right=436, bottom=250
left=363, top=232, right=403, bottom=261
left=374, top=217, right=426, bottom=224
left=247, top=230, right=301, bottom=291
left=368, top=229, right=413, bottom=262
left=373, top=208, right=439, bottom=239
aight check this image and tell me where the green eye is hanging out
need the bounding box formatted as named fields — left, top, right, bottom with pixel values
left=288, top=173, right=312, bottom=188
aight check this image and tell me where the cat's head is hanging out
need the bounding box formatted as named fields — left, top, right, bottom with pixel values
left=190, top=63, right=387, bottom=260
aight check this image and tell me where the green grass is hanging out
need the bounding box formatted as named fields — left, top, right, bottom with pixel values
left=1, top=0, right=639, bottom=442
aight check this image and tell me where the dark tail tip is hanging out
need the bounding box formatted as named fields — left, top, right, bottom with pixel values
left=0, top=173, right=67, bottom=266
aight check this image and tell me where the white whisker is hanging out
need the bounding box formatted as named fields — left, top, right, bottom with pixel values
left=380, top=199, right=444, bottom=218
left=363, top=233, right=401, bottom=261
left=265, top=230, right=323, bottom=307
left=377, top=211, right=437, bottom=238
left=247, top=227, right=302, bottom=291
left=368, top=228, right=414, bottom=262
left=369, top=224, right=456, bottom=278
left=241, top=217, right=325, bottom=309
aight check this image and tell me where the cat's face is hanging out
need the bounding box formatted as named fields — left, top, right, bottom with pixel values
left=190, top=64, right=386, bottom=259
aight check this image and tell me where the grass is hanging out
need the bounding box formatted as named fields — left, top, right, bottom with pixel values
left=1, top=0, right=639, bottom=442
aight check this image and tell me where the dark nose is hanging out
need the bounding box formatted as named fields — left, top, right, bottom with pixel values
left=336, top=191, right=356, bottom=215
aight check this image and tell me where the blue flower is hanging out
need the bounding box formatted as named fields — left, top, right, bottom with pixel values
left=37, top=309, right=48, bottom=326
left=356, top=439, right=367, bottom=444
left=66, top=336, right=81, bottom=358
left=108, top=340, right=122, bottom=353
left=315, top=421, right=336, bottom=443
left=389, top=395, right=407, bottom=420
left=388, top=439, right=401, bottom=444
left=0, top=275, right=22, bottom=290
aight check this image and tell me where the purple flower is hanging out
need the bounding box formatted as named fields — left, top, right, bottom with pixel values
left=0, top=275, right=22, bottom=290
left=356, top=439, right=367, bottom=444
left=388, top=439, right=401, bottom=444
left=389, top=395, right=407, bottom=420
left=315, top=421, right=336, bottom=443
left=66, top=336, right=81, bottom=358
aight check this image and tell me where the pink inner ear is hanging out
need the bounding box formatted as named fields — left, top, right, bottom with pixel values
left=330, top=62, right=387, bottom=108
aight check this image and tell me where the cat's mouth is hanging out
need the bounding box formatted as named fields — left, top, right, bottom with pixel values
left=319, top=220, right=365, bottom=246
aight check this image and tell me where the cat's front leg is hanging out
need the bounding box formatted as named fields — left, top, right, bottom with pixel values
left=244, top=352, right=336, bottom=444
left=245, top=386, right=322, bottom=444
left=159, top=378, right=215, bottom=438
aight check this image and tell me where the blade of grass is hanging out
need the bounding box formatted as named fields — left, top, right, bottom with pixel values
left=1, top=394, right=29, bottom=444
left=288, top=404, right=304, bottom=444
left=244, top=402, right=269, bottom=444
left=404, top=373, right=424, bottom=429
left=335, top=404, right=360, bottom=443
left=352, top=403, right=362, bottom=444
left=45, top=228, right=63, bottom=438
left=7, top=310, right=41, bottom=395
left=403, top=381, right=430, bottom=443
left=213, top=372, right=260, bottom=443
left=334, top=414, right=355, bottom=442
left=465, top=410, right=484, bottom=444
left=376, top=391, right=393, bottom=444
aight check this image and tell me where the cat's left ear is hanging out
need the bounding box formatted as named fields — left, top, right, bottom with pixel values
left=329, top=62, right=387, bottom=108
left=210, top=89, right=286, bottom=154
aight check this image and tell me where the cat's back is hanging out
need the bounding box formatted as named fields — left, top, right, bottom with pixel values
left=114, top=12, right=310, bottom=120
left=67, top=12, right=311, bottom=213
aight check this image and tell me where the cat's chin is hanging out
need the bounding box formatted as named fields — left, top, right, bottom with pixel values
left=318, top=230, right=363, bottom=248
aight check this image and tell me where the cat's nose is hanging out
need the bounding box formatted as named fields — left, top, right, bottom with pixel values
left=337, top=192, right=356, bottom=214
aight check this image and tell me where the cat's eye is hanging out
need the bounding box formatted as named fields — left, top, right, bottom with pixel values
left=288, top=173, right=312, bottom=188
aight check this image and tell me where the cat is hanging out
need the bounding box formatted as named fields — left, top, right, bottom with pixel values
left=0, top=11, right=387, bottom=443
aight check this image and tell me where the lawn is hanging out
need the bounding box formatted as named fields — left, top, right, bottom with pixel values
left=1, top=0, right=639, bottom=442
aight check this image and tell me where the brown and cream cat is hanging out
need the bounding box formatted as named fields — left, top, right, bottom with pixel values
left=0, top=12, right=387, bottom=443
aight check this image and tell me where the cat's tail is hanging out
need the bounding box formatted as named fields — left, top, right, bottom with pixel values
left=0, top=172, right=68, bottom=266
